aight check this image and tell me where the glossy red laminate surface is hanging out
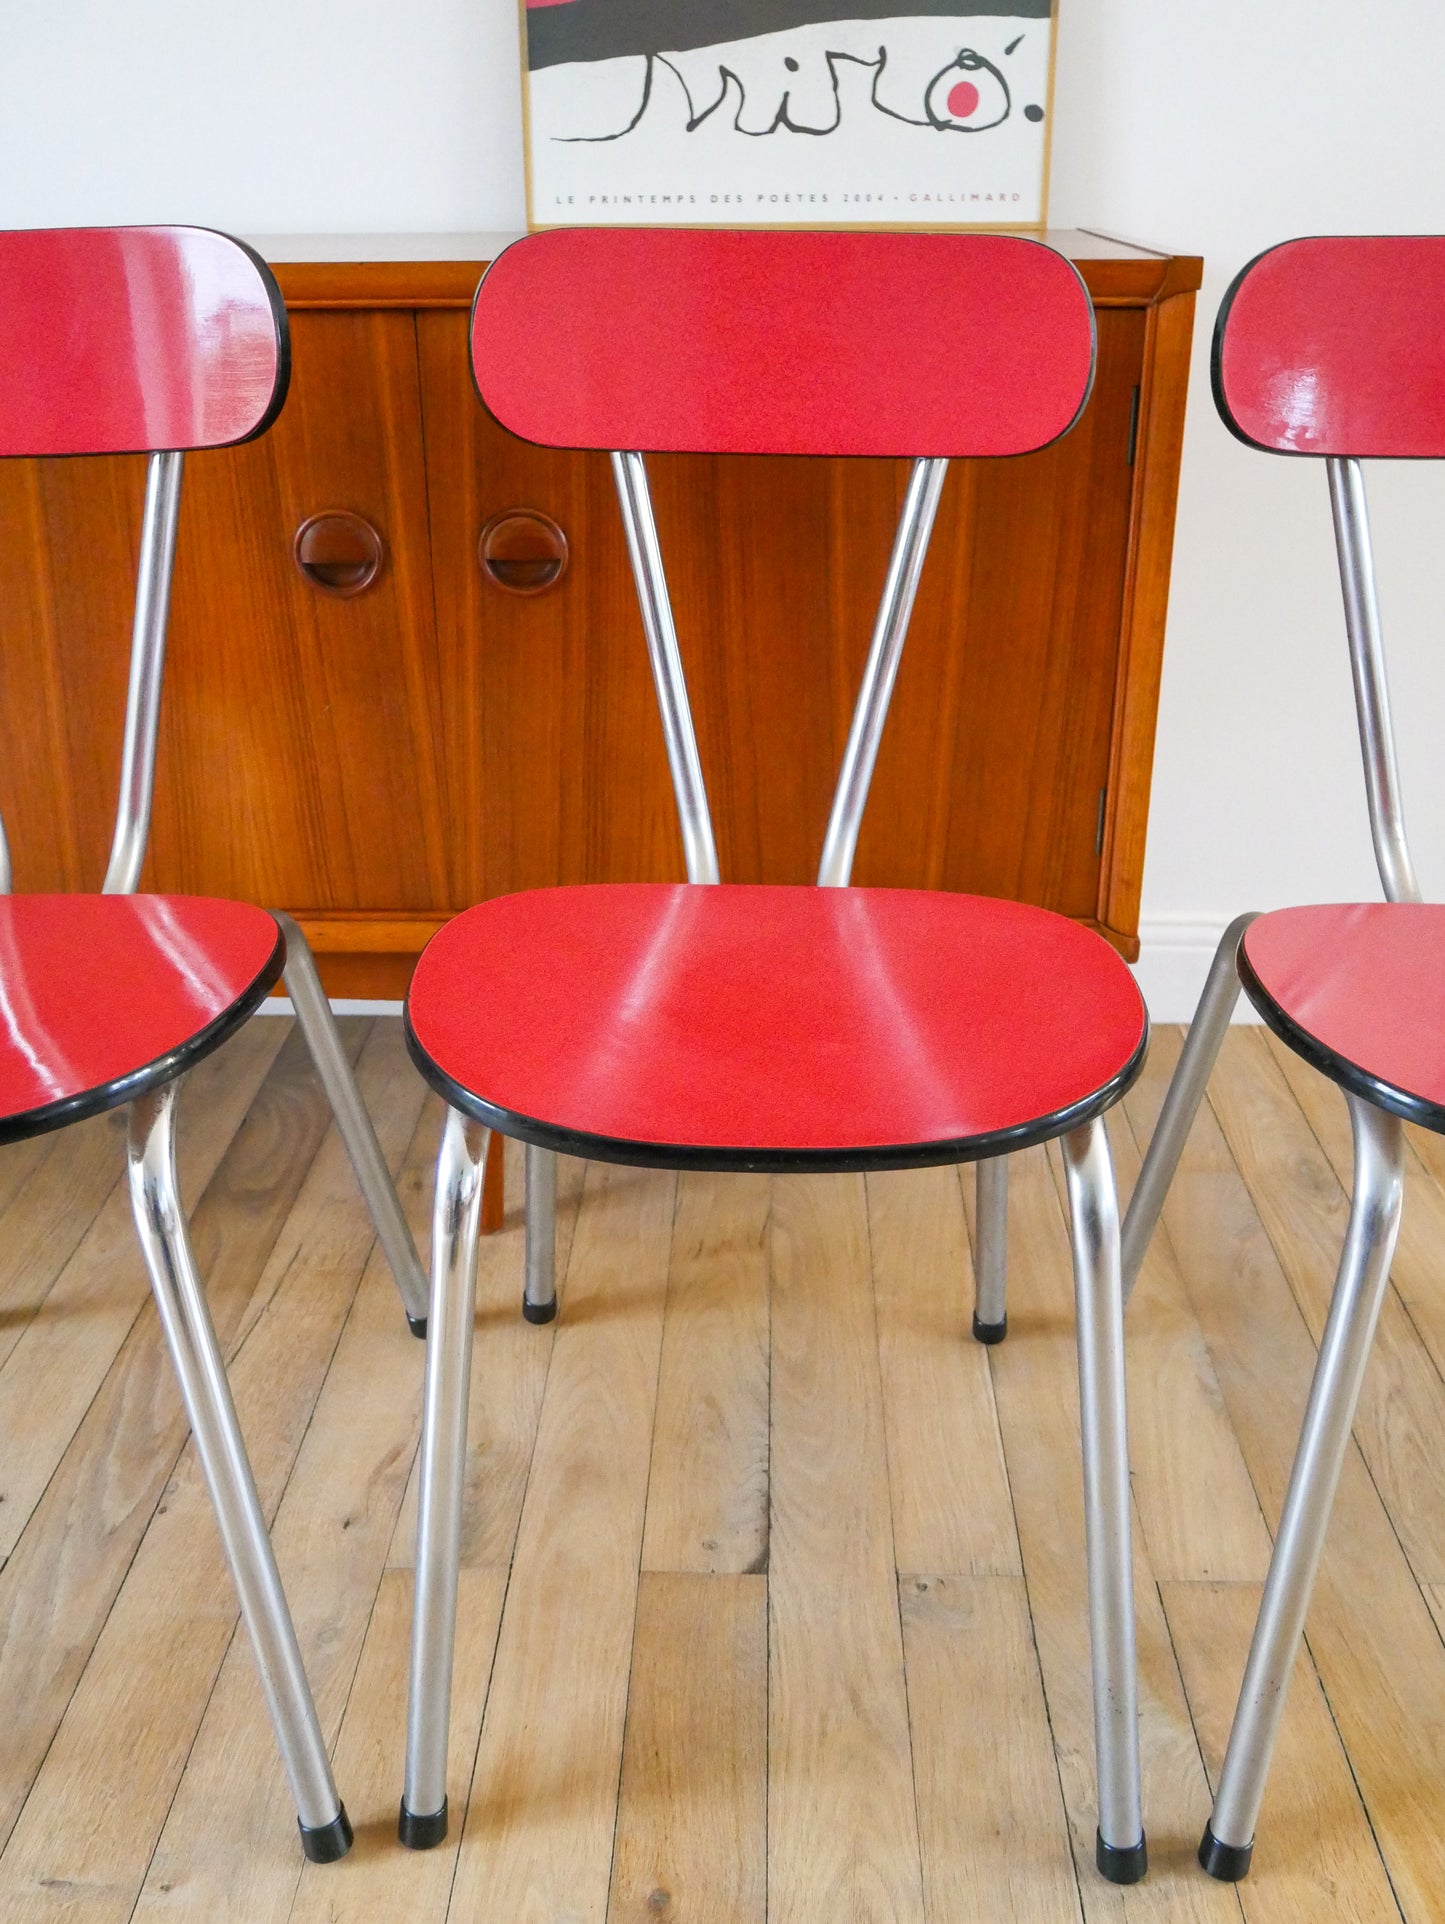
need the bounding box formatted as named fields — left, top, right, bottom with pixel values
left=406, top=884, right=1146, bottom=1166
left=0, top=896, right=283, bottom=1139
left=1241, top=904, right=1445, bottom=1129
left=471, top=229, right=1095, bottom=458
left=1215, top=236, right=1445, bottom=458
left=0, top=226, right=287, bottom=458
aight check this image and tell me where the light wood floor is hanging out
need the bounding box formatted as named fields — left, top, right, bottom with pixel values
left=3, top=1017, right=1445, bottom=1921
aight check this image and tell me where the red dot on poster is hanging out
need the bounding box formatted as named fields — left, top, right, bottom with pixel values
left=946, top=81, right=980, bottom=117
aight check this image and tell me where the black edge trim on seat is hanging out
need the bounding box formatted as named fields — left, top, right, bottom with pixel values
left=0, top=916, right=286, bottom=1148
left=1237, top=937, right=1445, bottom=1134
left=402, top=1006, right=1149, bottom=1176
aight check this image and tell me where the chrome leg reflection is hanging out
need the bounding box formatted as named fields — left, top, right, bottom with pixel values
left=1121, top=912, right=1257, bottom=1303
left=1062, top=1117, right=1146, bottom=1884
left=401, top=1107, right=489, bottom=1847
left=973, top=1155, right=1008, bottom=1342
left=1202, top=1096, right=1404, bottom=1882
left=127, top=1080, right=351, bottom=1863
left=275, top=912, right=429, bottom=1334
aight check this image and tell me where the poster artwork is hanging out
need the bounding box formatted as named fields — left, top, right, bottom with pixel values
left=522, top=0, right=1056, bottom=227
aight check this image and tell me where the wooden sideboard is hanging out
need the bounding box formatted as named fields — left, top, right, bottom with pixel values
left=0, top=230, right=1200, bottom=998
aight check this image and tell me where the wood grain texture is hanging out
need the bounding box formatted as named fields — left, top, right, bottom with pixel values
left=1126, top=1027, right=1445, bottom=1918
left=766, top=1173, right=925, bottom=1924
left=1208, top=1026, right=1445, bottom=1584
left=641, top=1171, right=771, bottom=1576
left=608, top=1572, right=767, bottom=1924
left=900, top=1573, right=1082, bottom=1924
left=1161, top=1580, right=1399, bottom=1924
left=867, top=1164, right=1020, bottom=1578
left=445, top=1159, right=677, bottom=1924
left=0, top=242, right=1198, bottom=996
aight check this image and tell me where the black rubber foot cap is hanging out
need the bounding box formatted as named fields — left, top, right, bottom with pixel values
left=299, top=1805, right=354, bottom=1864
left=523, top=1296, right=558, bottom=1325
left=407, top=1312, right=428, bottom=1340
left=972, top=1312, right=1008, bottom=1345
left=1096, top=1830, right=1148, bottom=1884
left=399, top=1797, right=448, bottom=1850
left=1198, top=1822, right=1252, bottom=1882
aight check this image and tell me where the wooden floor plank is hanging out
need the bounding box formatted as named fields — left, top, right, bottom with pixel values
left=1261, top=1027, right=1445, bottom=1406
left=900, top=1571, right=1082, bottom=1924
left=446, top=1158, right=677, bottom=1924
left=0, top=1019, right=362, bottom=1861
left=1041, top=1123, right=1271, bottom=1587
left=1125, top=1026, right=1445, bottom=1920
left=1160, top=1580, right=1399, bottom=1924
left=1208, top=1027, right=1445, bottom=1586
left=975, top=1142, right=1240, bottom=1920
left=767, top=1172, right=925, bottom=1924
left=867, top=1165, right=1020, bottom=1579
left=0, top=1021, right=421, bottom=1924
left=0, top=1019, right=291, bottom=1563
left=642, top=1171, right=771, bottom=1576
left=607, top=1571, right=767, bottom=1924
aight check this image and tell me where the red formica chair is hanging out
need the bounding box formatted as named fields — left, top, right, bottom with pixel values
left=0, top=224, right=434, bottom=1860
left=396, top=227, right=1152, bottom=1883
left=1119, top=235, right=1445, bottom=1881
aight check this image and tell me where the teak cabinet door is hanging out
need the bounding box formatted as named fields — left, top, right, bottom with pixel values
left=420, top=303, right=1144, bottom=920
left=0, top=311, right=449, bottom=917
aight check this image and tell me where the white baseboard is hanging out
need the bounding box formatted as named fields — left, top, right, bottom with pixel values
left=1131, top=915, right=1261, bottom=1026
left=257, top=921, right=1259, bottom=1030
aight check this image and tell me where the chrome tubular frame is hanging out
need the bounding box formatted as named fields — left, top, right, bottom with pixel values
left=274, top=912, right=429, bottom=1330
left=1328, top=457, right=1422, bottom=906
left=104, top=449, right=184, bottom=896
left=611, top=449, right=720, bottom=887
left=1120, top=910, right=1258, bottom=1301
left=1202, top=1096, right=1405, bottom=1880
left=1062, top=1117, right=1146, bottom=1880
left=817, top=457, right=948, bottom=890
left=523, top=1139, right=558, bottom=1323
left=401, top=1106, right=490, bottom=1845
left=973, top=1157, right=1009, bottom=1341
left=128, top=1079, right=349, bottom=1856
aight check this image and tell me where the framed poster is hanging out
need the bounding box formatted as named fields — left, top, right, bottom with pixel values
left=521, top=0, right=1056, bottom=229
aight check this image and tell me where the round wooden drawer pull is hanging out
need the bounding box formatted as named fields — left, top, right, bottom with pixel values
left=479, top=509, right=569, bottom=595
left=294, top=511, right=384, bottom=597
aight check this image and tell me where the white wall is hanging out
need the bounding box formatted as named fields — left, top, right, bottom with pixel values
left=4, top=2, right=1444, bottom=1017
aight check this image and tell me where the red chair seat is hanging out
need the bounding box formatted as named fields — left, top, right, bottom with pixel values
left=405, top=884, right=1148, bottom=1169
left=0, top=895, right=284, bottom=1142
left=1241, top=904, right=1445, bottom=1131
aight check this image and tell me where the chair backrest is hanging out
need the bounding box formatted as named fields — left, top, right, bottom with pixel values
left=0, top=225, right=288, bottom=458
left=470, top=227, right=1095, bottom=459
left=1212, top=235, right=1445, bottom=905
left=470, top=228, right=1097, bottom=889
left=1214, top=235, right=1445, bottom=459
left=0, top=226, right=290, bottom=895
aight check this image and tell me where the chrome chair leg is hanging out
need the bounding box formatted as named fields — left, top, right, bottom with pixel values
left=127, top=1080, right=352, bottom=1864
left=1121, top=912, right=1257, bottom=1302
left=1062, top=1117, right=1147, bottom=1884
left=973, top=1155, right=1009, bottom=1342
left=1201, top=1094, right=1404, bottom=1883
left=523, top=1141, right=558, bottom=1323
left=400, top=1106, right=490, bottom=1848
left=275, top=911, right=430, bottom=1335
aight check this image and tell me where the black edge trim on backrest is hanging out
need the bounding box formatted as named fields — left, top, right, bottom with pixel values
left=1211, top=238, right=1302, bottom=455
left=402, top=995, right=1148, bottom=1174
left=0, top=915, right=286, bottom=1147
left=1237, top=932, right=1445, bottom=1135
left=226, top=231, right=292, bottom=445
left=469, top=231, right=1098, bottom=459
